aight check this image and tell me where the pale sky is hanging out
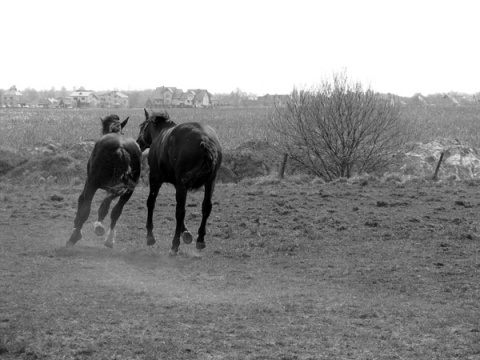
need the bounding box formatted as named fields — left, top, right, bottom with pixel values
left=1, top=0, right=478, bottom=97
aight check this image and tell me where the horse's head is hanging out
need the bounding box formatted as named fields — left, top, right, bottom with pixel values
left=137, top=108, right=172, bottom=151
left=101, top=115, right=129, bottom=135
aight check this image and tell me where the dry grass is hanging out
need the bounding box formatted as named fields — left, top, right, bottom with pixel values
left=402, top=105, right=480, bottom=147
left=0, top=107, right=271, bottom=151
left=1, top=105, right=480, bottom=153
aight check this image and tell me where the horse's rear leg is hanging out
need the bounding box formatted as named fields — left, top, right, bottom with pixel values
left=172, top=186, right=188, bottom=255
left=181, top=222, right=193, bottom=244
left=146, top=180, right=162, bottom=246
left=104, top=191, right=134, bottom=248
left=66, top=185, right=97, bottom=247
left=196, top=179, right=215, bottom=250
left=94, top=194, right=116, bottom=237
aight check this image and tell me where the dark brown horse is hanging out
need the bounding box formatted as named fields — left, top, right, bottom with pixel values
left=100, top=114, right=128, bottom=135
left=66, top=115, right=142, bottom=248
left=136, top=109, right=222, bottom=254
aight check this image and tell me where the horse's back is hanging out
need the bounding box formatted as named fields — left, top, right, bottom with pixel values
left=149, top=122, right=222, bottom=188
left=88, top=134, right=142, bottom=188
left=170, top=122, right=219, bottom=144
left=91, top=134, right=142, bottom=163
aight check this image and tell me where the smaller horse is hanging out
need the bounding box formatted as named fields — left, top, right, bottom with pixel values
left=136, top=109, right=222, bottom=254
left=66, top=115, right=142, bottom=248
left=100, top=114, right=128, bottom=135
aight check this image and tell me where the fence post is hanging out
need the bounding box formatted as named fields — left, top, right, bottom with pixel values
left=278, top=153, right=288, bottom=179
left=432, top=152, right=444, bottom=181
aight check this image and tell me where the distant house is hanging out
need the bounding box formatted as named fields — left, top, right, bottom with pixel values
left=37, top=98, right=59, bottom=108
left=148, top=86, right=213, bottom=108
left=190, top=89, right=212, bottom=107
left=442, top=94, right=460, bottom=107
left=2, top=85, right=23, bottom=107
left=183, top=90, right=196, bottom=107
left=377, top=93, right=406, bottom=106
left=410, top=93, right=429, bottom=106
left=97, top=91, right=129, bottom=108
left=57, top=97, right=74, bottom=108
left=151, top=86, right=177, bottom=107
left=424, top=93, right=461, bottom=107
left=257, top=94, right=289, bottom=106
left=69, top=90, right=98, bottom=108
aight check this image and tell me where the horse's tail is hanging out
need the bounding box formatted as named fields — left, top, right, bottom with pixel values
left=182, top=137, right=221, bottom=190
left=200, top=137, right=220, bottom=173
left=109, top=147, right=138, bottom=195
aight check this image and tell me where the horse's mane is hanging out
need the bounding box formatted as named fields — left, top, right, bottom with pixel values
left=101, top=114, right=122, bottom=135
left=139, top=120, right=149, bottom=132
left=139, top=110, right=172, bottom=131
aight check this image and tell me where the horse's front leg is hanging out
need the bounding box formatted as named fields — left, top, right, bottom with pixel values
left=172, top=186, right=188, bottom=254
left=196, top=179, right=215, bottom=250
left=146, top=181, right=162, bottom=246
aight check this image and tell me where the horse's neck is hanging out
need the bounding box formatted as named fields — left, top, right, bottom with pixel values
left=156, top=124, right=175, bottom=142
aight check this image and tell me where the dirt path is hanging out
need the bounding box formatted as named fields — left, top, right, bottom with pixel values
left=1, top=179, right=480, bottom=359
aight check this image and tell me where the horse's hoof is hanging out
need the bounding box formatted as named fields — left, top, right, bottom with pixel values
left=94, top=222, right=105, bottom=236
left=196, top=242, right=206, bottom=250
left=169, top=249, right=178, bottom=256
left=66, top=229, right=82, bottom=246
left=147, top=236, right=156, bottom=246
left=104, top=240, right=114, bottom=248
left=182, top=231, right=193, bottom=244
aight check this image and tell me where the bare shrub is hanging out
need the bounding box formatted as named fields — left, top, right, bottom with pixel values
left=268, top=72, right=413, bottom=181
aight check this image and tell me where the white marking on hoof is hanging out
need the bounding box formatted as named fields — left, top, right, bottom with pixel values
left=104, top=229, right=116, bottom=248
left=94, top=221, right=105, bottom=236
left=182, top=231, right=193, bottom=244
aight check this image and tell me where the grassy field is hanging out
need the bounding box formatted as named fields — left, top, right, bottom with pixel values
left=0, top=105, right=480, bottom=151
left=0, top=107, right=271, bottom=151
left=1, top=106, right=480, bottom=358
left=402, top=105, right=480, bottom=147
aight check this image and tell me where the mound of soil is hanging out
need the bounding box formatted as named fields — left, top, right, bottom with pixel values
left=141, top=141, right=286, bottom=185
left=5, top=154, right=85, bottom=184
left=221, top=140, right=308, bottom=182
left=392, top=138, right=480, bottom=180
left=1, top=142, right=94, bottom=184
left=2, top=138, right=479, bottom=185
left=0, top=147, right=28, bottom=176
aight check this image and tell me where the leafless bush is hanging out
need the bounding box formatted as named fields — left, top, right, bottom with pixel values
left=268, top=72, right=412, bottom=181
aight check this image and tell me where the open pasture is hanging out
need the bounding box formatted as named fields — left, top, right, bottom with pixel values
left=1, top=105, right=480, bottom=151
left=1, top=105, right=480, bottom=359
left=0, top=107, right=270, bottom=151
left=402, top=106, right=480, bottom=147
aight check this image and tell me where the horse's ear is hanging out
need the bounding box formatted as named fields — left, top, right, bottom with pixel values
left=100, top=117, right=105, bottom=123
left=121, top=117, right=129, bottom=129
left=144, top=108, right=149, bottom=119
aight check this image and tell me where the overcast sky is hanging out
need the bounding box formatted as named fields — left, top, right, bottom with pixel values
left=1, top=0, right=478, bottom=97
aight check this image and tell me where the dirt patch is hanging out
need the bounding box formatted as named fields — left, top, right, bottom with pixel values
left=0, top=179, right=479, bottom=359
